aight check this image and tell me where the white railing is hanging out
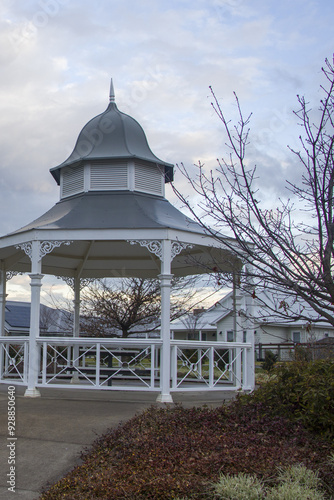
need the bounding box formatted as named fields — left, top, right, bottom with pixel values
left=0, top=337, right=253, bottom=392
left=0, top=338, right=28, bottom=385
left=170, top=340, right=252, bottom=391
left=38, top=338, right=161, bottom=390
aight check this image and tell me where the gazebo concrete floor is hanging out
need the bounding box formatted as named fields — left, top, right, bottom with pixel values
left=0, top=385, right=237, bottom=500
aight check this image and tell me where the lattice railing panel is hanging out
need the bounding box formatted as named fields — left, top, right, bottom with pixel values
left=0, top=341, right=27, bottom=383
left=37, top=340, right=160, bottom=389
left=173, top=345, right=244, bottom=389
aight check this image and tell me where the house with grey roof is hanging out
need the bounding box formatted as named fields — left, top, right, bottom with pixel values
left=171, top=290, right=334, bottom=360
left=4, top=301, right=71, bottom=336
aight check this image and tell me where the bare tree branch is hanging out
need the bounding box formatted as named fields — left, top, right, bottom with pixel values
left=79, top=277, right=201, bottom=338
left=173, top=57, right=334, bottom=327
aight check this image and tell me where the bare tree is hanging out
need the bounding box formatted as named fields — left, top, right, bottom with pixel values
left=174, top=57, right=334, bottom=327
left=180, top=307, right=206, bottom=340
left=44, top=292, right=75, bottom=335
left=80, top=276, right=200, bottom=338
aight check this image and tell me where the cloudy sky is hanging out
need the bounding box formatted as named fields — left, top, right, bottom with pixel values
left=0, top=0, right=333, bottom=302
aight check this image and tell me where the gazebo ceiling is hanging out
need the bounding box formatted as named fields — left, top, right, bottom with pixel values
left=0, top=237, right=240, bottom=279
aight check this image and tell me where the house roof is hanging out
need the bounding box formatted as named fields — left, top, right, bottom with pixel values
left=171, top=288, right=334, bottom=334
left=214, top=290, right=334, bottom=329
left=5, top=301, right=69, bottom=333
left=5, top=302, right=31, bottom=329
left=170, top=300, right=226, bottom=331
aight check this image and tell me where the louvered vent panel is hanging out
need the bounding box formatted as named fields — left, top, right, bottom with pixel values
left=61, top=166, right=84, bottom=198
left=135, top=162, right=163, bottom=195
left=90, top=163, right=128, bottom=190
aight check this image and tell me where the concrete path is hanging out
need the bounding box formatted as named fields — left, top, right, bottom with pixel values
left=0, top=385, right=236, bottom=500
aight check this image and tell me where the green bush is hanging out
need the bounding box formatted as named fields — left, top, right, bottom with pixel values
left=213, top=465, right=326, bottom=500
left=266, top=465, right=325, bottom=499
left=261, top=350, right=278, bottom=372
left=240, top=359, right=334, bottom=437
left=213, top=472, right=264, bottom=499
left=265, top=482, right=325, bottom=500
left=294, top=344, right=313, bottom=361
left=275, top=464, right=322, bottom=490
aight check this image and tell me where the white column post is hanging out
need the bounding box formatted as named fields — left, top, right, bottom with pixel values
left=233, top=271, right=243, bottom=389
left=0, top=266, right=7, bottom=336
left=71, top=277, right=81, bottom=382
left=73, top=277, right=81, bottom=338
left=243, top=263, right=255, bottom=391
left=25, top=241, right=43, bottom=397
left=157, top=239, right=173, bottom=403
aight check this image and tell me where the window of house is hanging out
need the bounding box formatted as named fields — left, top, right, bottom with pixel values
left=292, top=331, right=301, bottom=343
left=243, top=331, right=247, bottom=343
left=227, top=330, right=234, bottom=342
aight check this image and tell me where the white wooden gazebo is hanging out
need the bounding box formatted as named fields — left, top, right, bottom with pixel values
left=0, top=81, right=255, bottom=401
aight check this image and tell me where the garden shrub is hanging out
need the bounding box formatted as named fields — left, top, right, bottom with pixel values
left=265, top=482, right=325, bottom=500
left=40, top=401, right=334, bottom=499
left=275, top=464, right=322, bottom=490
left=213, top=465, right=327, bottom=500
left=294, top=344, right=313, bottom=361
left=266, top=464, right=326, bottom=500
left=239, top=359, right=334, bottom=437
left=213, top=472, right=264, bottom=499
left=261, top=349, right=278, bottom=372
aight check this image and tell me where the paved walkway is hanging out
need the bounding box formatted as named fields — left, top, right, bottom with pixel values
left=0, top=385, right=236, bottom=500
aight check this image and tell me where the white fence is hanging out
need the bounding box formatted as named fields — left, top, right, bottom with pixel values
left=0, top=337, right=253, bottom=392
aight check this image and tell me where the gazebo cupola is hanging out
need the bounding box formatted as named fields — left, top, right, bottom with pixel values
left=50, top=80, right=174, bottom=200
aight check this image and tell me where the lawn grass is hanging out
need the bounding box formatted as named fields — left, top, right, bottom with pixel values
left=39, top=397, right=334, bottom=499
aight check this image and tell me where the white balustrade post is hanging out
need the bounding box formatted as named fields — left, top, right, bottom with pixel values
left=25, top=271, right=43, bottom=397
left=73, top=277, right=81, bottom=338
left=243, top=263, right=255, bottom=391
left=0, top=343, right=3, bottom=380
left=209, top=346, right=214, bottom=388
left=24, top=240, right=43, bottom=397
left=171, top=345, right=177, bottom=389
left=150, top=345, right=155, bottom=388
left=0, top=267, right=6, bottom=337
left=157, top=240, right=173, bottom=403
left=233, top=272, right=243, bottom=389
left=71, top=277, right=81, bottom=383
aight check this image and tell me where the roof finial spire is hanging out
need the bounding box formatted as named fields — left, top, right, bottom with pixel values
left=109, top=78, right=115, bottom=103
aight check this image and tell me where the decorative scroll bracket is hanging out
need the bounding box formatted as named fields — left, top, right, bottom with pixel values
left=128, top=240, right=163, bottom=259
left=16, top=240, right=72, bottom=261
left=128, top=240, right=193, bottom=262
left=60, top=277, right=95, bottom=291
left=6, top=271, right=23, bottom=281
left=171, top=241, right=194, bottom=260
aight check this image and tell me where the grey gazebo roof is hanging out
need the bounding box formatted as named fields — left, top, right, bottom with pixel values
left=9, top=191, right=205, bottom=233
